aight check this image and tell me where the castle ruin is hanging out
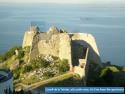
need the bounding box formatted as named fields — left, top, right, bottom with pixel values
left=22, top=26, right=101, bottom=84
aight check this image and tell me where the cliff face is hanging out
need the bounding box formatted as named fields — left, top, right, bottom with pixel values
left=22, top=26, right=101, bottom=80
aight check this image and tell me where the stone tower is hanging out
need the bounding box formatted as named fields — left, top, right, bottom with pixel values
left=22, top=26, right=39, bottom=48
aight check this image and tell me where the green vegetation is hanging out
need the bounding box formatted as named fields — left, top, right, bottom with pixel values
left=43, top=71, right=55, bottom=78
left=21, top=65, right=32, bottom=73
left=122, top=66, right=125, bottom=71
left=0, top=55, right=4, bottom=62
left=0, top=47, right=70, bottom=85
left=100, top=66, right=119, bottom=77
left=13, top=67, right=21, bottom=80
left=2, top=46, right=125, bottom=91
left=0, top=46, right=26, bottom=70
left=87, top=61, right=125, bottom=86
left=0, top=46, right=69, bottom=81
left=58, top=59, right=69, bottom=73
left=17, top=50, right=24, bottom=60
left=31, top=57, right=50, bottom=69
left=0, top=46, right=22, bottom=61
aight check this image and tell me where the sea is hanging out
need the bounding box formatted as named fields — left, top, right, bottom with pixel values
left=0, top=3, right=125, bottom=66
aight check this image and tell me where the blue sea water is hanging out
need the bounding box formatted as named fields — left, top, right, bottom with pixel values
left=0, top=3, right=125, bottom=66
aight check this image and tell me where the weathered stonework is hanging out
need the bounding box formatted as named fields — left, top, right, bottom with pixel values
left=59, top=33, right=72, bottom=70
left=22, top=26, right=39, bottom=48
left=22, top=26, right=101, bottom=84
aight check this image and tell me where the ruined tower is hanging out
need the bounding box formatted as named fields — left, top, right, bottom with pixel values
left=22, top=26, right=39, bottom=48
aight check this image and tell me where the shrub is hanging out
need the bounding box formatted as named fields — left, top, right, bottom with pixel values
left=2, top=46, right=22, bottom=61
left=58, top=59, right=69, bottom=73
left=31, top=57, right=50, bottom=69
left=43, top=71, right=55, bottom=78
left=13, top=68, right=21, bottom=79
left=17, top=50, right=24, bottom=60
left=22, top=65, right=32, bottom=73
left=39, top=59, right=50, bottom=68
left=23, top=46, right=30, bottom=53
left=100, top=66, right=119, bottom=77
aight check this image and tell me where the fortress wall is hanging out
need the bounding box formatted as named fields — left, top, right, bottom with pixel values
left=59, top=34, right=72, bottom=70
left=22, top=31, right=34, bottom=48
left=38, top=34, right=60, bottom=57
left=71, top=33, right=101, bottom=64
left=30, top=34, right=40, bottom=60
left=71, top=41, right=85, bottom=66
left=74, top=48, right=89, bottom=79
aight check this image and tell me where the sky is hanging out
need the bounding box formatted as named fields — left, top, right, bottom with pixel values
left=0, top=0, right=125, bottom=4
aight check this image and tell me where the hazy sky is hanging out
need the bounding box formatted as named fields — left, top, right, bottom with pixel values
left=0, top=0, right=125, bottom=4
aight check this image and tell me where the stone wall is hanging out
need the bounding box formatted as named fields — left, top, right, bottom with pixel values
left=29, top=31, right=73, bottom=69
left=38, top=34, right=60, bottom=58
left=22, top=26, right=39, bottom=48
left=74, top=48, right=89, bottom=84
left=71, top=33, right=101, bottom=64
left=59, top=33, right=72, bottom=70
left=22, top=31, right=34, bottom=48
left=22, top=29, right=101, bottom=65
left=30, top=34, right=40, bottom=60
